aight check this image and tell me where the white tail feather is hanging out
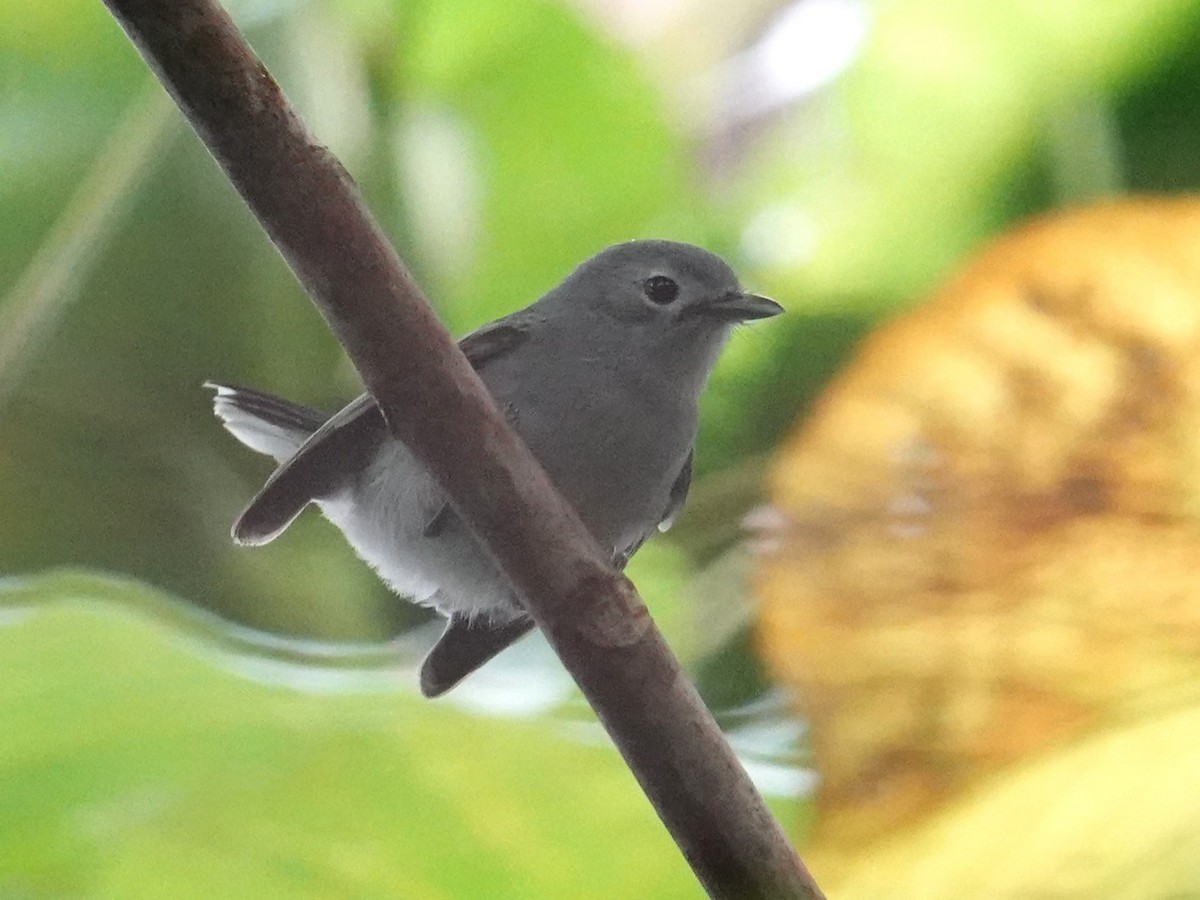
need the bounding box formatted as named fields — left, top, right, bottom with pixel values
left=209, top=386, right=309, bottom=463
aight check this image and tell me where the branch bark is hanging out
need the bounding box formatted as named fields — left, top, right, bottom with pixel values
left=99, top=2, right=824, bottom=897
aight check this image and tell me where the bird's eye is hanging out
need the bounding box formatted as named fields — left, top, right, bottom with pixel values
left=643, top=275, right=680, bottom=305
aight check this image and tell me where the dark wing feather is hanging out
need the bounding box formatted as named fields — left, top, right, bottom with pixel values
left=612, top=449, right=694, bottom=569
left=458, top=320, right=530, bottom=369
left=231, top=319, right=531, bottom=546
left=232, top=393, right=383, bottom=545
left=409, top=319, right=533, bottom=539
left=658, top=449, right=694, bottom=533
left=420, top=615, right=536, bottom=698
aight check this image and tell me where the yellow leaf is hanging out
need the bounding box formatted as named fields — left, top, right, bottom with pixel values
left=830, top=701, right=1200, bottom=898
left=755, top=198, right=1200, bottom=892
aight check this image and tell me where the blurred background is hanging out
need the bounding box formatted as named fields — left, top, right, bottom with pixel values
left=5, top=0, right=1200, bottom=896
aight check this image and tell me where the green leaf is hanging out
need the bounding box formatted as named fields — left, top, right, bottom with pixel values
left=736, top=0, right=1200, bottom=308
left=0, top=570, right=697, bottom=898
left=383, top=0, right=694, bottom=332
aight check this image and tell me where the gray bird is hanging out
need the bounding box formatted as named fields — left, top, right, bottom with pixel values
left=207, top=240, right=782, bottom=697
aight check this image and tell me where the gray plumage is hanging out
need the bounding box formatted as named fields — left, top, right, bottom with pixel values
left=208, top=240, right=782, bottom=696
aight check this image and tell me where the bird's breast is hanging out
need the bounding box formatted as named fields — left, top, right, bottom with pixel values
left=498, top=376, right=695, bottom=552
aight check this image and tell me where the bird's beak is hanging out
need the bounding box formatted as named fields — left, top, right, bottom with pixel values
left=690, top=291, right=784, bottom=322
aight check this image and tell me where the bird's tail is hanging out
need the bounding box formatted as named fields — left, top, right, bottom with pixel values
left=205, top=382, right=325, bottom=464
left=207, top=382, right=384, bottom=546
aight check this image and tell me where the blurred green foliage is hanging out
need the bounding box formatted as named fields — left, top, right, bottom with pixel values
left=0, top=572, right=698, bottom=898
left=4, top=0, right=1200, bottom=894
left=6, top=0, right=1200, bottom=634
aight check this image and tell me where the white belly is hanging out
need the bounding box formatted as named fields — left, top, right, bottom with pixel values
left=317, top=439, right=522, bottom=623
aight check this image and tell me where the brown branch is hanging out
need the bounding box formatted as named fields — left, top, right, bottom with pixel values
left=99, top=1, right=824, bottom=897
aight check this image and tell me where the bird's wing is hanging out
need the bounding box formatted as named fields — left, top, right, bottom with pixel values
left=457, top=319, right=530, bottom=369
left=232, top=392, right=383, bottom=544
left=231, top=320, right=531, bottom=546
left=657, top=448, right=694, bottom=533
left=419, top=614, right=536, bottom=697
left=611, top=449, right=694, bottom=569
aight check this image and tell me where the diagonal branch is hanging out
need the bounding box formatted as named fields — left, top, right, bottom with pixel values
left=98, top=1, right=824, bottom=896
